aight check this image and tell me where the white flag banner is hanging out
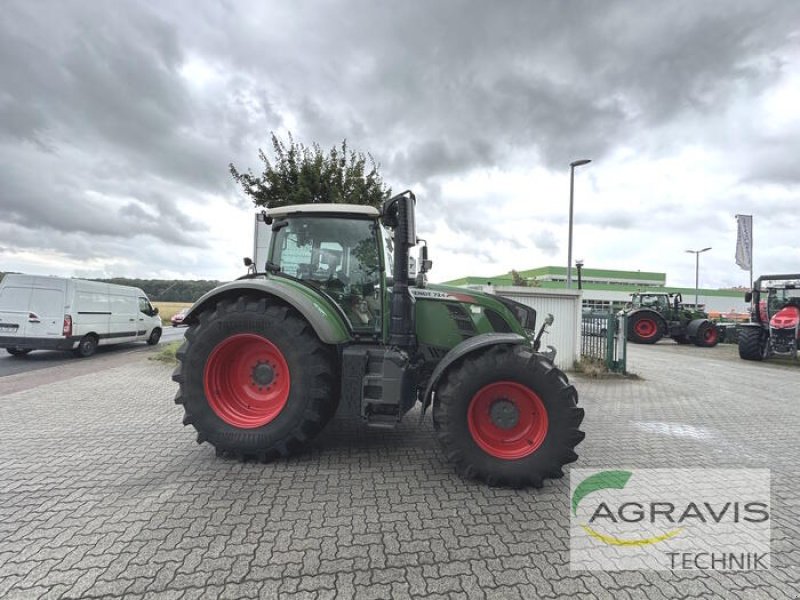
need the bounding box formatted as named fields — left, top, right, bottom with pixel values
left=735, top=214, right=752, bottom=271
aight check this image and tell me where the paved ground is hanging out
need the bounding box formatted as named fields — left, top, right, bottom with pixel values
left=0, top=327, right=185, bottom=378
left=0, top=342, right=798, bottom=599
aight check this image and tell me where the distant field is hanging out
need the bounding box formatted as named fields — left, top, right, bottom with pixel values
left=153, top=301, right=192, bottom=325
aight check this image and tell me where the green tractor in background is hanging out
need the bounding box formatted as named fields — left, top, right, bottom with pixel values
left=172, top=191, right=584, bottom=487
left=625, top=292, right=719, bottom=347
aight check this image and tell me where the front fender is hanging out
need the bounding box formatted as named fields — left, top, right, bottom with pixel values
left=184, top=277, right=351, bottom=345
left=419, top=332, right=527, bottom=420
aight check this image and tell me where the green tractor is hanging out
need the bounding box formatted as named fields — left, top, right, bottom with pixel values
left=172, top=191, right=584, bottom=487
left=625, top=292, right=719, bottom=347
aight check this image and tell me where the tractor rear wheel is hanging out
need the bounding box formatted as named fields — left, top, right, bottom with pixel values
left=628, top=313, right=663, bottom=344
left=738, top=327, right=766, bottom=361
left=693, top=322, right=719, bottom=348
left=172, top=296, right=338, bottom=460
left=434, top=345, right=584, bottom=488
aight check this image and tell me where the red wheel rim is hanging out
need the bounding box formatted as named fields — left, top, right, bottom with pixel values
left=467, top=381, right=549, bottom=460
left=704, top=327, right=718, bottom=344
left=203, top=334, right=291, bottom=428
left=634, top=318, right=658, bottom=339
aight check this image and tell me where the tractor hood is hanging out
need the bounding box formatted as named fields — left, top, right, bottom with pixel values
left=412, top=284, right=533, bottom=334
left=770, top=305, right=800, bottom=330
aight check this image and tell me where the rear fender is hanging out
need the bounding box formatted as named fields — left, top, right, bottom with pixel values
left=419, top=332, right=527, bottom=425
left=686, top=318, right=712, bottom=341
left=183, top=279, right=351, bottom=345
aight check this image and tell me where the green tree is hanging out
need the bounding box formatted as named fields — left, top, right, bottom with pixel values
left=510, top=270, right=529, bottom=287
left=230, top=132, right=391, bottom=208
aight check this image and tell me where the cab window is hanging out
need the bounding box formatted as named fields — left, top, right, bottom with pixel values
left=271, top=216, right=382, bottom=333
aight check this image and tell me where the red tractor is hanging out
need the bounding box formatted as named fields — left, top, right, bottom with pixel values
left=739, top=274, right=800, bottom=361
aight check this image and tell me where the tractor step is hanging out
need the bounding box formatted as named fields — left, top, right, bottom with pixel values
left=341, top=346, right=414, bottom=428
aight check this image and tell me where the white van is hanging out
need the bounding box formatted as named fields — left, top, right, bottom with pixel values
left=0, top=274, right=163, bottom=358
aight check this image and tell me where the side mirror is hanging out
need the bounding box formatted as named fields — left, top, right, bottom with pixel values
left=545, top=313, right=555, bottom=326
left=418, top=244, right=433, bottom=273
left=744, top=291, right=752, bottom=303
left=153, top=307, right=160, bottom=316
left=243, top=257, right=253, bottom=267
left=381, top=191, right=416, bottom=246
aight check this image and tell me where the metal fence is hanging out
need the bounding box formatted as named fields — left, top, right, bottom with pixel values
left=581, top=312, right=627, bottom=373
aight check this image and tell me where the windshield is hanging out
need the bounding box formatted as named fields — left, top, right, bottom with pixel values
left=767, top=286, right=800, bottom=316
left=270, top=216, right=382, bottom=332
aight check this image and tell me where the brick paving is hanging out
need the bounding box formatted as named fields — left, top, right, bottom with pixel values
left=0, top=343, right=798, bottom=599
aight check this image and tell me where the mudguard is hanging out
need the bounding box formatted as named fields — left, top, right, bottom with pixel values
left=183, top=278, right=351, bottom=345
left=686, top=318, right=712, bottom=341
left=419, top=332, right=528, bottom=420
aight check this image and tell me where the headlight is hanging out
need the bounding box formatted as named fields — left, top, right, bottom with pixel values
left=496, top=296, right=537, bottom=331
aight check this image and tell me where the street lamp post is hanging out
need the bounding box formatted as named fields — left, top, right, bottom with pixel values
left=685, top=247, right=712, bottom=307
left=567, top=159, right=591, bottom=289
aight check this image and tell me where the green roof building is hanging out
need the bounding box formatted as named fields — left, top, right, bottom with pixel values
left=440, top=266, right=748, bottom=314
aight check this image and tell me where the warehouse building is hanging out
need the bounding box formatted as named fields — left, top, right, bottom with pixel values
left=441, top=266, right=748, bottom=314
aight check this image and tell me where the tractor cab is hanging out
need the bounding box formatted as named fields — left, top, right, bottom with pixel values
left=263, top=204, right=388, bottom=336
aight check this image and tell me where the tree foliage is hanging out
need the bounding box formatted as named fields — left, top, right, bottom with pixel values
left=94, top=278, right=220, bottom=302
left=510, top=270, right=529, bottom=287
left=230, top=132, right=391, bottom=208
left=0, top=273, right=217, bottom=303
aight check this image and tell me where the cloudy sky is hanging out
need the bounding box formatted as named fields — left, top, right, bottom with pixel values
left=2, top=1, right=798, bottom=289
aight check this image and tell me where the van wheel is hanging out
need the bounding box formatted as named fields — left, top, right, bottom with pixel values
left=74, top=335, right=98, bottom=358
left=147, top=328, right=162, bottom=345
left=7, top=348, right=32, bottom=357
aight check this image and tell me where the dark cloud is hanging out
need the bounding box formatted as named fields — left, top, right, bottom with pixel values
left=0, top=0, right=798, bottom=280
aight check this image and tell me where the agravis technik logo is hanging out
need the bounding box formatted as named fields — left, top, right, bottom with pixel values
left=570, top=469, right=771, bottom=571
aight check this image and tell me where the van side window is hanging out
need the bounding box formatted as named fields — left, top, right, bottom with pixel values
left=77, top=291, right=111, bottom=314
left=138, top=297, right=153, bottom=315
left=110, top=294, right=138, bottom=315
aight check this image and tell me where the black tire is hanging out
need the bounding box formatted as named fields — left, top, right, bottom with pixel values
left=147, top=328, right=162, bottom=345
left=172, top=296, right=338, bottom=460
left=627, top=313, right=664, bottom=344
left=73, top=334, right=98, bottom=358
left=433, top=345, right=585, bottom=488
left=6, top=348, right=32, bottom=357
left=738, top=327, right=766, bottom=361
left=693, top=321, right=720, bottom=348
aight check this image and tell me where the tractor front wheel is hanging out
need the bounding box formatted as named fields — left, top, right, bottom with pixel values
left=434, top=345, right=584, bottom=488
left=172, top=296, right=338, bottom=460
left=628, top=314, right=663, bottom=344
left=738, top=327, right=767, bottom=361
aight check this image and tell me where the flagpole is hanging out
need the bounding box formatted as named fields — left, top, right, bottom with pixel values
left=749, top=219, right=753, bottom=291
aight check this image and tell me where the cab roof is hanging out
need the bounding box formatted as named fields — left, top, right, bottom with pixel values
left=264, top=204, right=380, bottom=218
